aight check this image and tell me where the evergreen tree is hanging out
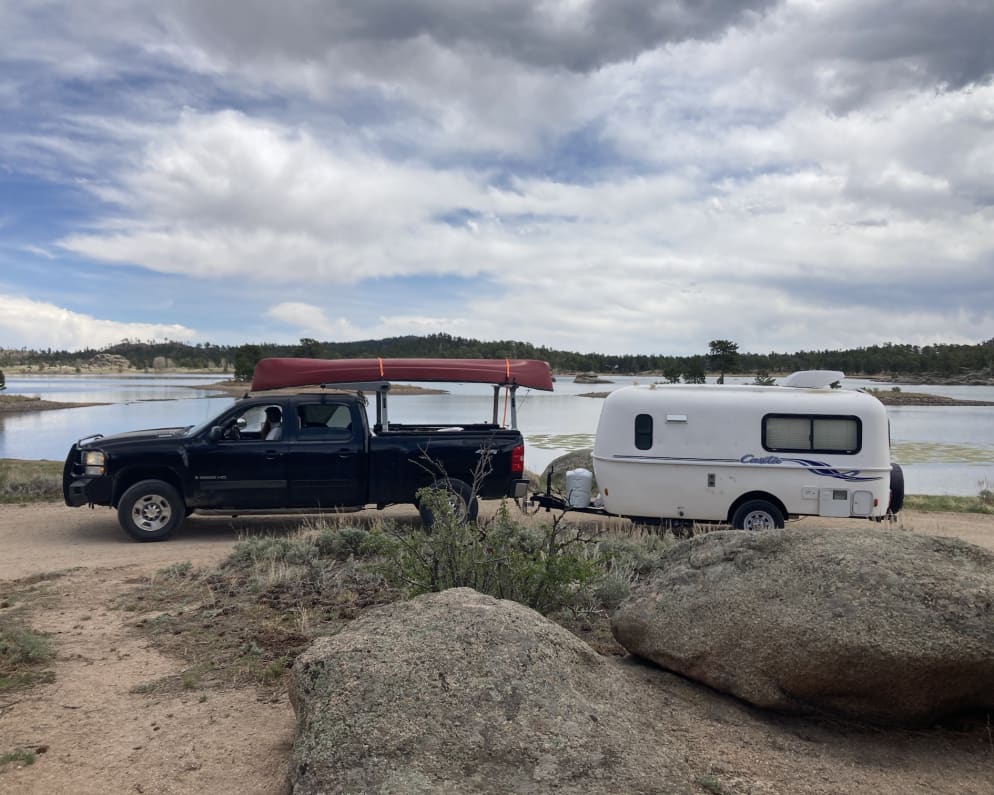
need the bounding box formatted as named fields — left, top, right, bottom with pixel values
left=233, top=345, right=262, bottom=382
left=708, top=340, right=740, bottom=384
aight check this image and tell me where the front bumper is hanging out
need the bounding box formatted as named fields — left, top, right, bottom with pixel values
left=65, top=479, right=93, bottom=507
left=64, top=476, right=113, bottom=507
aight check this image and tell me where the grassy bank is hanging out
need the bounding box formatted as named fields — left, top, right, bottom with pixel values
left=0, top=460, right=63, bottom=504
left=904, top=490, right=994, bottom=515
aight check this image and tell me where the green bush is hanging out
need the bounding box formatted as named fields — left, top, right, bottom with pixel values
left=380, top=493, right=603, bottom=616
left=314, top=526, right=394, bottom=560
left=0, top=620, right=54, bottom=691
left=0, top=749, right=36, bottom=768
left=596, top=534, right=674, bottom=577
left=225, top=535, right=319, bottom=568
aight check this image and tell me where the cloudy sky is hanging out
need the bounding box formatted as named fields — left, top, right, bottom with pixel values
left=1, top=0, right=993, bottom=356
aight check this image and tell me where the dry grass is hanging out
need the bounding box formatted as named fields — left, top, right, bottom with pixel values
left=0, top=459, right=63, bottom=504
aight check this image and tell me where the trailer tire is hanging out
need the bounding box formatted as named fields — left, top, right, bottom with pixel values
left=731, top=499, right=784, bottom=531
left=417, top=478, right=479, bottom=529
left=118, top=479, right=184, bottom=542
left=888, top=463, right=905, bottom=514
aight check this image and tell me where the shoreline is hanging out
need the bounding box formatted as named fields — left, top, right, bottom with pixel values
left=0, top=379, right=448, bottom=416
left=0, top=394, right=107, bottom=414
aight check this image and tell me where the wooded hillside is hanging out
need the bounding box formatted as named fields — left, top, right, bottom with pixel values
left=2, top=334, right=993, bottom=380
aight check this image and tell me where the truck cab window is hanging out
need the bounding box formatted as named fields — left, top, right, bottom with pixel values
left=222, top=405, right=268, bottom=440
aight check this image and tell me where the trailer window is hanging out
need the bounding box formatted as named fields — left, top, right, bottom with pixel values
left=763, top=414, right=861, bottom=454
left=635, top=414, right=653, bottom=450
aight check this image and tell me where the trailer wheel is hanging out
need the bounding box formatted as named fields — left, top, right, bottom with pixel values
left=118, top=479, right=184, bottom=542
left=731, top=499, right=784, bottom=531
left=887, top=463, right=905, bottom=514
left=417, top=478, right=479, bottom=529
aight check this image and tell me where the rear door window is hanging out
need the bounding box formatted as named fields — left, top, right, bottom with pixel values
left=297, top=403, right=354, bottom=438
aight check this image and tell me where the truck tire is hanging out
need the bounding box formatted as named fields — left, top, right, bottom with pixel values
left=417, top=478, right=479, bottom=529
left=118, top=479, right=185, bottom=542
left=887, top=463, right=905, bottom=514
left=731, top=499, right=784, bottom=531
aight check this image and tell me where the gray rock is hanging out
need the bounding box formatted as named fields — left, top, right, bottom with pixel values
left=612, top=527, right=994, bottom=725
left=289, top=588, right=694, bottom=795
left=538, top=448, right=596, bottom=494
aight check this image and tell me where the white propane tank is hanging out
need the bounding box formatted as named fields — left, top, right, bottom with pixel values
left=565, top=468, right=593, bottom=508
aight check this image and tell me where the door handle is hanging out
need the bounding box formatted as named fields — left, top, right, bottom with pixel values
left=265, top=451, right=283, bottom=461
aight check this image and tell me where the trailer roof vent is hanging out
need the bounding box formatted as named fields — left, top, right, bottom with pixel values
left=781, top=370, right=846, bottom=389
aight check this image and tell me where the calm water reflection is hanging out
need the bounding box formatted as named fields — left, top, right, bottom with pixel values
left=2, top=374, right=993, bottom=496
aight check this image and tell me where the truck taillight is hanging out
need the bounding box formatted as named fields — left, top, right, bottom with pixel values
left=511, top=443, right=524, bottom=475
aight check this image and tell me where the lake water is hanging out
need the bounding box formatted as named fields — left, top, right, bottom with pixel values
left=2, top=374, right=993, bottom=496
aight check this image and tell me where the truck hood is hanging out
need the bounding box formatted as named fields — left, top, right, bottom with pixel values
left=78, top=427, right=190, bottom=449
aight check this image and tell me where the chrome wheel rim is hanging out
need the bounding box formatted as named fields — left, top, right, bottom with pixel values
left=444, top=492, right=468, bottom=522
left=132, top=493, right=172, bottom=532
left=741, top=509, right=775, bottom=531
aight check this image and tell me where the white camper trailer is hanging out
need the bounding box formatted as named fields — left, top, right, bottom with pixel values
left=580, top=371, right=901, bottom=529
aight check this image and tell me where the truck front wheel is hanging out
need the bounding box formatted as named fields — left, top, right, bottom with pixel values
left=118, top=479, right=185, bottom=542
left=731, top=499, right=784, bottom=531
left=417, top=478, right=479, bottom=529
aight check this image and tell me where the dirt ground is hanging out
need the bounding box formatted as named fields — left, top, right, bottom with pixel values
left=1, top=502, right=993, bottom=794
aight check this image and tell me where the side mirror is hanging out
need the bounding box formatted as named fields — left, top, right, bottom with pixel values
left=236, top=417, right=247, bottom=429
left=209, top=426, right=223, bottom=441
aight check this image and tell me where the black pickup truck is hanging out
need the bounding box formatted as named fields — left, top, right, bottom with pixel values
left=63, top=391, right=528, bottom=541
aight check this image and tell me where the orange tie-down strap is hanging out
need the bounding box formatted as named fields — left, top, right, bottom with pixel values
left=378, top=357, right=385, bottom=377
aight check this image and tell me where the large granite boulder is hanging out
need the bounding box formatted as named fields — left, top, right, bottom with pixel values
left=289, top=588, right=695, bottom=795
left=538, top=448, right=596, bottom=493
left=612, top=527, right=994, bottom=725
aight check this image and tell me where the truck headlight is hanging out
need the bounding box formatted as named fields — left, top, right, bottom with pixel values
left=83, top=450, right=106, bottom=476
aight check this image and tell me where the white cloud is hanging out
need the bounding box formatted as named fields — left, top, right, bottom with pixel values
left=59, top=110, right=494, bottom=281
left=266, top=303, right=363, bottom=340
left=0, top=294, right=197, bottom=352
left=3, top=1, right=994, bottom=356
left=53, top=98, right=994, bottom=355
left=266, top=302, right=468, bottom=341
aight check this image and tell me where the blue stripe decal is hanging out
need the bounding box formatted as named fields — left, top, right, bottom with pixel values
left=611, top=453, right=883, bottom=482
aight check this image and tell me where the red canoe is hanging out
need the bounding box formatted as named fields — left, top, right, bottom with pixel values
left=251, top=357, right=554, bottom=392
